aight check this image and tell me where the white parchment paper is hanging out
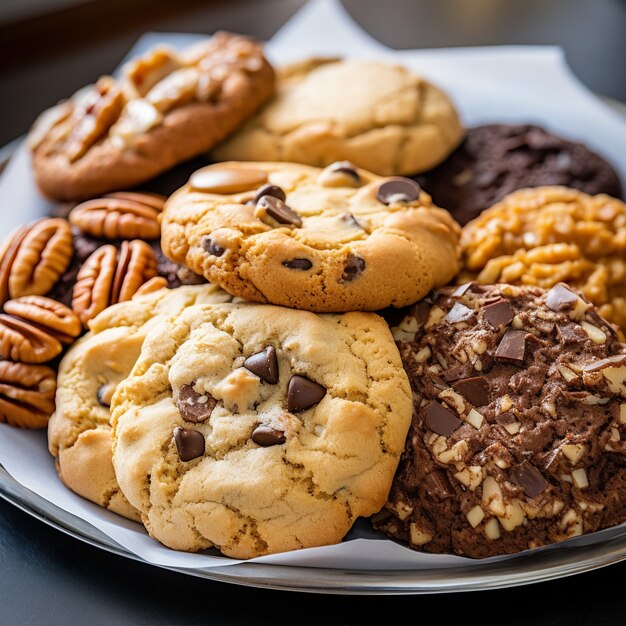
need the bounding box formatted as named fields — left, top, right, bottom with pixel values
left=0, top=0, right=625, bottom=571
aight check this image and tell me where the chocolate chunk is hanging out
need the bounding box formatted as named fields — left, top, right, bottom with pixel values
left=251, top=425, right=286, bottom=447
left=422, top=471, right=453, bottom=500
left=176, top=384, right=217, bottom=423
left=243, top=346, right=279, bottom=384
left=410, top=301, right=430, bottom=327
left=495, top=330, right=527, bottom=365
left=452, top=377, right=490, bottom=406
left=257, top=195, right=302, bottom=227
left=546, top=283, right=579, bottom=312
left=376, top=178, right=421, bottom=205
left=282, top=258, right=312, bottom=271
left=287, top=375, right=326, bottom=413
left=173, top=427, right=205, bottom=462
left=510, top=461, right=549, bottom=498
left=201, top=236, right=225, bottom=257
left=422, top=401, right=462, bottom=437
left=252, top=184, right=286, bottom=205
left=445, top=302, right=474, bottom=323
left=483, top=299, right=514, bottom=329
left=329, top=161, right=361, bottom=182
left=341, top=254, right=366, bottom=282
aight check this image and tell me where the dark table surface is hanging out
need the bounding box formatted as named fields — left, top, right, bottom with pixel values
left=1, top=1, right=625, bottom=624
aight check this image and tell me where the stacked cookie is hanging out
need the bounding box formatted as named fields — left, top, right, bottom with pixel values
left=2, top=31, right=626, bottom=561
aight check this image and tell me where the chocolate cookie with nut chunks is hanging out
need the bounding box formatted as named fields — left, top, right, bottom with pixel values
left=161, top=161, right=461, bottom=312
left=111, top=303, right=411, bottom=557
left=374, top=283, right=626, bottom=558
left=48, top=284, right=233, bottom=520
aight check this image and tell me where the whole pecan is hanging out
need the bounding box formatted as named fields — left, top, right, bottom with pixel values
left=0, top=361, right=56, bottom=428
left=69, top=191, right=165, bottom=240
left=72, top=240, right=158, bottom=327
left=0, top=314, right=62, bottom=363
left=0, top=218, right=73, bottom=305
left=4, top=296, right=81, bottom=345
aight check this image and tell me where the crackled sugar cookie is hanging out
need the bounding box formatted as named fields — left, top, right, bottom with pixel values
left=111, top=303, right=411, bottom=557
left=48, top=284, right=232, bottom=520
left=161, top=161, right=461, bottom=312
left=374, top=283, right=626, bottom=558
left=213, top=58, right=463, bottom=176
left=29, top=32, right=274, bottom=200
left=460, top=187, right=626, bottom=331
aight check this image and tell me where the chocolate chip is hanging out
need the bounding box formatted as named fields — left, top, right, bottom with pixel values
left=329, top=161, right=361, bottom=182
left=97, top=384, right=113, bottom=407
left=251, top=425, right=286, bottom=447
left=173, top=427, right=205, bottom=462
left=483, top=299, right=514, bottom=329
left=287, top=375, right=326, bottom=413
left=445, top=302, right=474, bottom=324
left=422, top=401, right=462, bottom=437
left=452, top=377, right=490, bottom=407
left=495, top=330, right=527, bottom=365
left=510, top=461, right=548, bottom=498
left=201, top=236, right=225, bottom=257
left=251, top=184, right=286, bottom=205
left=176, top=384, right=217, bottom=423
left=282, top=258, right=312, bottom=271
left=546, top=283, right=579, bottom=312
left=258, top=195, right=302, bottom=227
left=243, top=346, right=279, bottom=384
left=376, top=177, right=421, bottom=205
left=341, top=254, right=366, bottom=283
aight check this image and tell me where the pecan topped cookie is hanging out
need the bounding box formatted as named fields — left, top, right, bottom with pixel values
left=111, top=303, right=411, bottom=557
left=161, top=161, right=461, bottom=312
left=374, top=283, right=626, bottom=557
left=28, top=32, right=275, bottom=200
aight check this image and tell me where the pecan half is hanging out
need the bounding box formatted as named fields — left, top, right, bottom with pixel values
left=72, top=240, right=158, bottom=327
left=4, top=296, right=81, bottom=345
left=133, top=276, right=168, bottom=298
left=1, top=218, right=73, bottom=302
left=0, top=361, right=56, bottom=428
left=69, top=191, right=165, bottom=240
left=0, top=314, right=62, bottom=363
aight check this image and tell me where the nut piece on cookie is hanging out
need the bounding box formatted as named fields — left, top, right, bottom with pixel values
left=28, top=32, right=275, bottom=200
left=460, top=187, right=626, bottom=331
left=48, top=284, right=233, bottom=520
left=161, top=161, right=461, bottom=312
left=110, top=303, right=412, bottom=558
left=213, top=58, right=463, bottom=176
left=375, top=282, right=626, bottom=558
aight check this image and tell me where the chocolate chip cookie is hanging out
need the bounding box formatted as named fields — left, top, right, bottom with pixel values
left=417, top=124, right=623, bottom=225
left=374, top=283, right=626, bottom=558
left=111, top=303, right=412, bottom=557
left=29, top=32, right=275, bottom=200
left=48, top=284, right=232, bottom=520
left=212, top=58, right=463, bottom=176
left=160, top=161, right=461, bottom=312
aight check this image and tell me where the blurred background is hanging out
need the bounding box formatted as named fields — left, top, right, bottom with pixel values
left=1, top=0, right=625, bottom=146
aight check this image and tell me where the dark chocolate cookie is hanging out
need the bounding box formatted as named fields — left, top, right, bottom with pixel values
left=374, top=282, right=626, bottom=558
left=417, top=124, right=623, bottom=225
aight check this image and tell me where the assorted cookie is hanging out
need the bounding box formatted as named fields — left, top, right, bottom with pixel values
left=375, top=283, right=626, bottom=557
left=110, top=303, right=411, bottom=557
left=29, top=32, right=275, bottom=200
left=213, top=58, right=464, bottom=176
left=3, top=35, right=626, bottom=561
left=48, top=284, right=232, bottom=520
left=161, top=161, right=461, bottom=312
left=460, top=186, right=626, bottom=331
left=418, top=124, right=623, bottom=225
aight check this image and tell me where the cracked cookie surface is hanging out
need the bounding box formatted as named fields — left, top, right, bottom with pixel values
left=110, top=303, right=411, bottom=557
left=161, top=161, right=461, bottom=312
left=375, top=283, right=626, bottom=557
left=48, top=284, right=232, bottom=520
left=213, top=58, right=463, bottom=176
